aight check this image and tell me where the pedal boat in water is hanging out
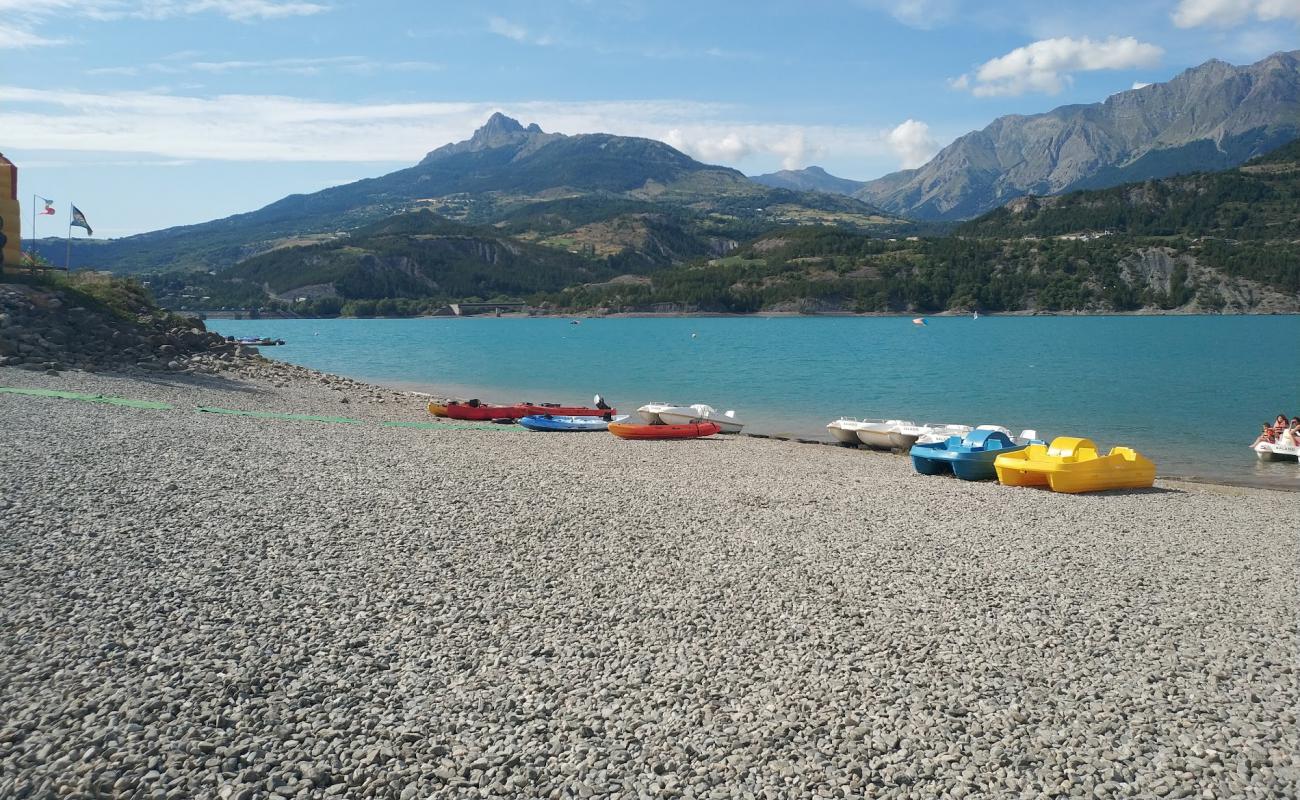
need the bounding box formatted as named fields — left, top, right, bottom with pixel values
left=655, top=404, right=745, bottom=433
left=910, top=428, right=1028, bottom=481
left=1253, top=434, right=1300, bottom=461
left=993, top=436, right=1156, bottom=493
left=608, top=421, right=722, bottom=440
left=519, top=414, right=628, bottom=432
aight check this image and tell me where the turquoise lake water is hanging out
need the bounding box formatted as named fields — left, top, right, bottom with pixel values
left=209, top=315, right=1300, bottom=487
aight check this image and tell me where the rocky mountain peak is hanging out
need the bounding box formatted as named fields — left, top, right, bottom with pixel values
left=420, top=113, right=553, bottom=165
left=477, top=112, right=525, bottom=137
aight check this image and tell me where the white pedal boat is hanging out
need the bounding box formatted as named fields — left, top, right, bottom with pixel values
left=655, top=404, right=745, bottom=433
left=636, top=402, right=680, bottom=424
left=1254, top=435, right=1300, bottom=462
left=855, top=419, right=915, bottom=449
left=826, top=418, right=885, bottom=445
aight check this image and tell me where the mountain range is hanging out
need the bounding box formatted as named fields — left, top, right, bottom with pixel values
left=151, top=139, right=1300, bottom=317
left=536, top=140, right=1300, bottom=316
left=854, top=50, right=1300, bottom=220
left=41, top=113, right=897, bottom=274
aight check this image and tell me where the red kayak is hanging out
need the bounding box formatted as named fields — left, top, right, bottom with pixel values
left=608, top=421, right=721, bottom=440
left=434, top=400, right=616, bottom=421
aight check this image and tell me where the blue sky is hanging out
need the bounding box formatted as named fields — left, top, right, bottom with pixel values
left=3, top=0, right=1297, bottom=238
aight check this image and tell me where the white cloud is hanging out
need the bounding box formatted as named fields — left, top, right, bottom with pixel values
left=859, top=0, right=960, bottom=29
left=1172, top=0, right=1300, bottom=27
left=86, top=56, right=441, bottom=77
left=0, top=28, right=67, bottom=48
left=487, top=15, right=553, bottom=45
left=164, top=1, right=327, bottom=20
left=664, top=129, right=752, bottom=162
left=0, top=0, right=326, bottom=20
left=1131, top=81, right=1151, bottom=89
left=771, top=131, right=819, bottom=170
left=487, top=16, right=528, bottom=41
left=663, top=128, right=828, bottom=170
left=0, top=85, right=916, bottom=176
left=0, top=0, right=326, bottom=53
left=953, top=36, right=1164, bottom=97
left=885, top=119, right=938, bottom=169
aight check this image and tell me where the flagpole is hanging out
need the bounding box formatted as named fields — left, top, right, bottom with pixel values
left=65, top=205, right=73, bottom=270
left=31, top=194, right=36, bottom=263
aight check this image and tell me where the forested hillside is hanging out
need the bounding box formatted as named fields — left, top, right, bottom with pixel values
left=534, top=227, right=1289, bottom=314
left=148, top=136, right=1300, bottom=317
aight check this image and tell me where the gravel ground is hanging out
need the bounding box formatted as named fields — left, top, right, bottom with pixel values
left=1, top=366, right=1297, bottom=800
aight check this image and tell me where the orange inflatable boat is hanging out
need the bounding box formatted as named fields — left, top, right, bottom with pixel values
left=608, top=421, right=721, bottom=440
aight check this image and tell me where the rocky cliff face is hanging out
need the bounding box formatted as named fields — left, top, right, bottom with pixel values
left=857, top=51, right=1300, bottom=220
left=1116, top=248, right=1300, bottom=314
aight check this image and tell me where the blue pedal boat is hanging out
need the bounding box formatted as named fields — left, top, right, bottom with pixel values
left=909, top=428, right=1028, bottom=481
left=518, top=414, right=628, bottom=432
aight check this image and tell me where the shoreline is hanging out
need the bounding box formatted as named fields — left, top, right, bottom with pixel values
left=331, top=372, right=1300, bottom=495
left=3, top=358, right=1297, bottom=496
left=201, top=308, right=1300, bottom=320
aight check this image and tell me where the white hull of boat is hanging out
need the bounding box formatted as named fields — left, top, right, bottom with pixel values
left=826, top=418, right=883, bottom=445
left=1255, top=439, right=1300, bottom=461
left=636, top=403, right=677, bottom=424
left=827, top=425, right=861, bottom=444
left=657, top=405, right=744, bottom=433
left=855, top=420, right=914, bottom=449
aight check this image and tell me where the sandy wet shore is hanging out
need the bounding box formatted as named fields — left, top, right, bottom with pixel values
left=1, top=365, right=1296, bottom=799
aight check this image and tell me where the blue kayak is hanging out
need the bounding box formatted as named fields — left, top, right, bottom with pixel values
left=519, top=414, right=628, bottom=432
left=909, top=428, right=1028, bottom=481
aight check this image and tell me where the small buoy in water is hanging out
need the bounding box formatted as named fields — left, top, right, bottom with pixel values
left=691, top=332, right=698, bottom=338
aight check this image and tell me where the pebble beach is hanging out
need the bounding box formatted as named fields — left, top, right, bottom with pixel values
left=1, top=363, right=1297, bottom=799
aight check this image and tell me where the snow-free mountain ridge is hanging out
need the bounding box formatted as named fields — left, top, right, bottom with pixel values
left=855, top=51, right=1300, bottom=220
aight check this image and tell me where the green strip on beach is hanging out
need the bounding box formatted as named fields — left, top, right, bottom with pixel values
left=196, top=407, right=364, bottom=424
left=0, top=387, right=174, bottom=410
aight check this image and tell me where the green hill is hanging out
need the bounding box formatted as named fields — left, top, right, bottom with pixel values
left=959, top=139, right=1300, bottom=240
left=216, top=210, right=614, bottom=312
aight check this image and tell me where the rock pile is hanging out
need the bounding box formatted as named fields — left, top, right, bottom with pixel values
left=0, top=282, right=260, bottom=375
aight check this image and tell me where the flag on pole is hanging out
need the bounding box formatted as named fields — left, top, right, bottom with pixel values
left=70, top=205, right=92, bottom=235
left=39, top=197, right=55, bottom=215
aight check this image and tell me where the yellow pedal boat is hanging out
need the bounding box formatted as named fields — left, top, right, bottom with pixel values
left=993, top=436, right=1155, bottom=494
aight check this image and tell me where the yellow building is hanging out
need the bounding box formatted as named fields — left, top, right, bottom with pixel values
left=0, top=152, right=20, bottom=269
